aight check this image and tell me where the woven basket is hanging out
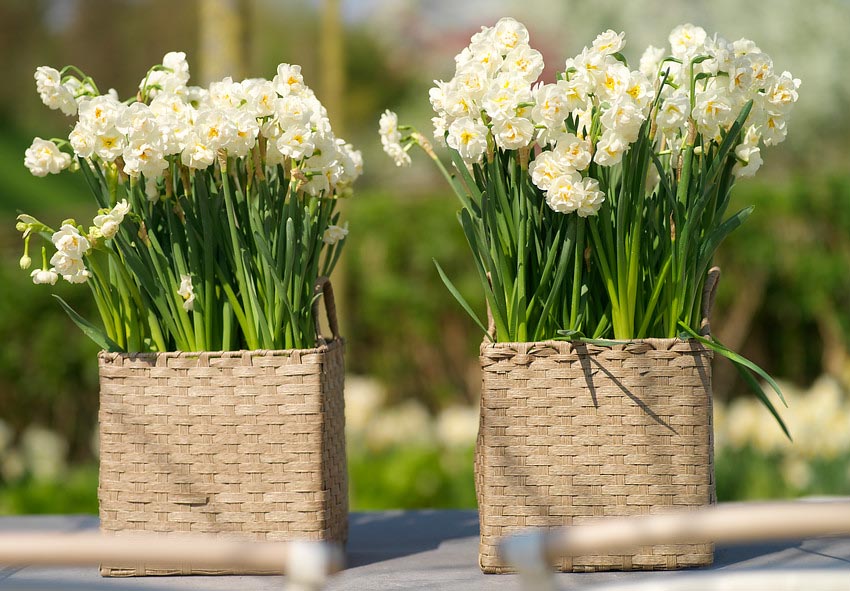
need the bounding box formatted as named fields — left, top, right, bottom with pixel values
left=475, top=270, right=720, bottom=573
left=97, top=277, right=347, bottom=576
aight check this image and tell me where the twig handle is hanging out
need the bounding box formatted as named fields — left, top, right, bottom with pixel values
left=313, top=276, right=341, bottom=342
left=700, top=266, right=721, bottom=336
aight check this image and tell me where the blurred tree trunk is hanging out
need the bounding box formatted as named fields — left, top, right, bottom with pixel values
left=198, top=0, right=246, bottom=84
left=320, top=0, right=344, bottom=132
left=320, top=0, right=348, bottom=337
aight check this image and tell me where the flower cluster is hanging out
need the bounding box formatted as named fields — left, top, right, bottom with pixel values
left=29, top=52, right=363, bottom=197
left=429, top=18, right=542, bottom=162
left=378, top=110, right=411, bottom=167
left=396, top=20, right=800, bottom=218
left=643, top=24, right=800, bottom=178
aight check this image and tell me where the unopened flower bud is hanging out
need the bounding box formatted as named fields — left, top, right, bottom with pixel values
left=19, top=254, right=32, bottom=270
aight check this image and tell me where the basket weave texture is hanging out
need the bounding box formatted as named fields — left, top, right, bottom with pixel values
left=475, top=337, right=715, bottom=573
left=98, top=278, right=347, bottom=576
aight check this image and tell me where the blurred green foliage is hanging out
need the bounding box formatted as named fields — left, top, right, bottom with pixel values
left=0, top=465, right=98, bottom=514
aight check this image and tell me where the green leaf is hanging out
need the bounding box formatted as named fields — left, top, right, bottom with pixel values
left=678, top=323, right=791, bottom=440
left=434, top=259, right=491, bottom=340
left=53, top=295, right=124, bottom=352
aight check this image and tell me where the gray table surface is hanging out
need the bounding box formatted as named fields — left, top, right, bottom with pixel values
left=1, top=511, right=849, bottom=590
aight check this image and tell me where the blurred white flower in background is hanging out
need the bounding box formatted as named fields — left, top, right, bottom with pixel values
left=435, top=405, right=479, bottom=447
left=20, top=426, right=67, bottom=482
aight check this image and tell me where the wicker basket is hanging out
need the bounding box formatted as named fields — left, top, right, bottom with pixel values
left=97, top=277, right=347, bottom=576
left=475, top=271, right=720, bottom=573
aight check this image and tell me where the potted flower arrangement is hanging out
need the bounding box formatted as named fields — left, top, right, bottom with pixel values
left=381, top=19, right=798, bottom=573
left=17, top=52, right=360, bottom=576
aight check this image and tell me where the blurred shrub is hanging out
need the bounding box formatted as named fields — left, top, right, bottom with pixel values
left=344, top=192, right=484, bottom=409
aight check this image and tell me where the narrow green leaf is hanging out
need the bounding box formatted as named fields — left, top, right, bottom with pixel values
left=434, top=259, right=492, bottom=340
left=53, top=295, right=124, bottom=352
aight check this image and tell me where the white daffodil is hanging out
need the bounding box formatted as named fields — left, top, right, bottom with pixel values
left=273, top=63, right=305, bottom=97
left=177, top=274, right=195, bottom=311
left=575, top=177, right=605, bottom=217
left=34, top=66, right=77, bottom=116
left=594, top=131, right=629, bottom=167
left=592, top=30, right=626, bottom=56
left=30, top=268, right=59, bottom=286
left=51, top=224, right=90, bottom=258
left=492, top=116, right=534, bottom=150
left=379, top=110, right=411, bottom=167
left=544, top=171, right=585, bottom=214
left=554, top=134, right=592, bottom=172
left=93, top=200, right=130, bottom=240
left=322, top=223, right=349, bottom=245
left=492, top=17, right=529, bottom=55
left=24, top=138, right=72, bottom=177
left=529, top=151, right=572, bottom=192
left=446, top=117, right=488, bottom=163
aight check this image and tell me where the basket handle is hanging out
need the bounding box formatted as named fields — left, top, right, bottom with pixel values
left=699, top=266, right=721, bottom=336
left=313, top=276, right=341, bottom=342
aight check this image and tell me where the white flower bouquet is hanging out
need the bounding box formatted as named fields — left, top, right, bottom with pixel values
left=383, top=19, right=799, bottom=433
left=17, top=52, right=361, bottom=352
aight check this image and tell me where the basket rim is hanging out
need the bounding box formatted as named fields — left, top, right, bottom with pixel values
left=97, top=337, right=344, bottom=361
left=480, top=336, right=710, bottom=351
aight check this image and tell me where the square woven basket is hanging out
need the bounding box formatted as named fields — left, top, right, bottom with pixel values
left=475, top=270, right=720, bottom=573
left=97, top=278, right=347, bottom=576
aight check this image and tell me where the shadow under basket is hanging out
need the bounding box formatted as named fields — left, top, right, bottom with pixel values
left=97, top=278, right=347, bottom=576
left=475, top=336, right=716, bottom=574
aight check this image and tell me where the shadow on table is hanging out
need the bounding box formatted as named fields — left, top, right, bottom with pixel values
left=714, top=540, right=802, bottom=568
left=0, top=579, right=183, bottom=591
left=346, top=510, right=479, bottom=568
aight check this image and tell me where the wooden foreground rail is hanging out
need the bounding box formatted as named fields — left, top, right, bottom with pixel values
left=500, top=501, right=850, bottom=590
left=0, top=532, right=342, bottom=590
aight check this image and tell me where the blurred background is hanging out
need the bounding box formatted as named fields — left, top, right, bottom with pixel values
left=1, top=0, right=849, bottom=514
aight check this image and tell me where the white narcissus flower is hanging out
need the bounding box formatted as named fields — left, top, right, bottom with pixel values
left=34, top=66, right=77, bottom=116
left=767, top=71, right=801, bottom=115
left=323, top=223, right=349, bottom=245
left=760, top=113, right=788, bottom=147
left=492, top=116, right=534, bottom=150
left=228, top=109, right=260, bottom=158
left=502, top=45, right=544, bottom=83
left=177, top=274, right=195, bottom=311
left=446, top=117, right=488, bottom=163
left=529, top=150, right=572, bottom=192
left=52, top=224, right=90, bottom=258
left=276, top=126, right=316, bottom=160
left=49, top=251, right=90, bottom=284
left=69, top=122, right=96, bottom=158
left=554, top=133, right=592, bottom=172
left=24, top=138, right=72, bottom=177
left=93, top=199, right=131, bottom=240
left=77, top=95, right=126, bottom=133
left=379, top=110, right=411, bottom=167
left=575, top=177, right=605, bottom=217
left=140, top=51, right=191, bottom=98
left=181, top=134, right=216, bottom=169
left=93, top=127, right=126, bottom=162
left=31, top=268, right=59, bottom=286
left=596, top=62, right=630, bottom=102
left=734, top=131, right=763, bottom=179
left=193, top=108, right=236, bottom=151
left=123, top=139, right=167, bottom=179
left=592, top=30, right=626, bottom=56
left=492, top=17, right=529, bottom=55
left=594, top=131, right=629, bottom=166
left=274, top=63, right=305, bottom=97
left=639, top=45, right=666, bottom=78
left=531, top=83, right=569, bottom=129
left=544, top=171, right=585, bottom=214
left=669, top=24, right=707, bottom=61
left=693, top=88, right=733, bottom=137
left=600, top=98, right=645, bottom=143
left=656, top=91, right=691, bottom=134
